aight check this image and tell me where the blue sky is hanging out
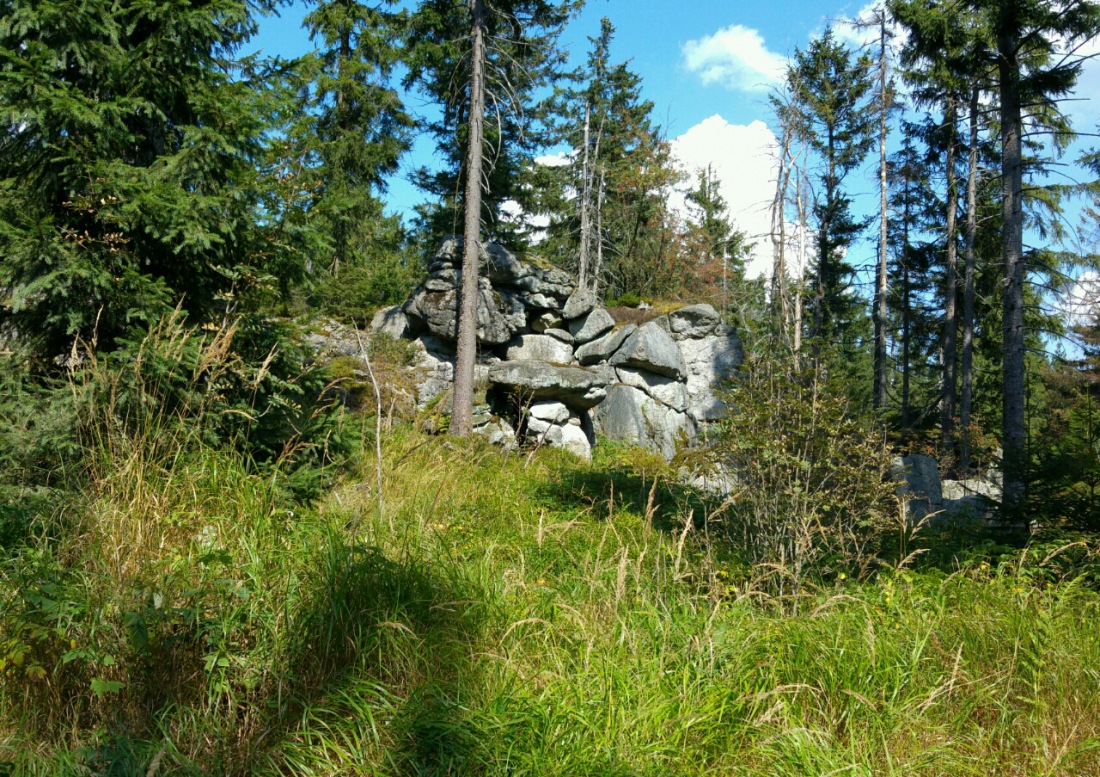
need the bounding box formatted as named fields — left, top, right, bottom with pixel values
left=253, top=0, right=1100, bottom=284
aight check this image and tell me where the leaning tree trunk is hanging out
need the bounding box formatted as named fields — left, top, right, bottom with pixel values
left=999, top=24, right=1027, bottom=526
left=451, top=0, right=488, bottom=437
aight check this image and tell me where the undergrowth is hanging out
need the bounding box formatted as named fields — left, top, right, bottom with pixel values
left=3, top=419, right=1100, bottom=775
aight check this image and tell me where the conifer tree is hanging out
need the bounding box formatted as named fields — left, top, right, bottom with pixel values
left=0, top=0, right=290, bottom=364
left=404, top=0, right=579, bottom=435
left=298, top=0, right=413, bottom=282
left=978, top=0, right=1100, bottom=523
left=537, top=16, right=676, bottom=299
left=788, top=29, right=875, bottom=354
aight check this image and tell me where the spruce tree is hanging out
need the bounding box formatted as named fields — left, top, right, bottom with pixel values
left=0, top=0, right=290, bottom=364
left=298, top=0, right=413, bottom=281
left=788, top=29, right=875, bottom=354
left=404, top=0, right=579, bottom=435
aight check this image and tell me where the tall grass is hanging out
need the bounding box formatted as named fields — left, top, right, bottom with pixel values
left=2, top=353, right=1100, bottom=774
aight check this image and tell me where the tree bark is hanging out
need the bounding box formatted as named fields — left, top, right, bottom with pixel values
left=578, top=103, right=591, bottom=289
left=941, top=99, right=960, bottom=469
left=873, top=15, right=889, bottom=411
left=960, top=86, right=980, bottom=476
left=451, top=0, right=488, bottom=437
left=999, top=23, right=1027, bottom=525
left=771, top=123, right=793, bottom=348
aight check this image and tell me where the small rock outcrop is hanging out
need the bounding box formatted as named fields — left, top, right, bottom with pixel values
left=369, top=238, right=743, bottom=459
left=892, top=453, right=1003, bottom=525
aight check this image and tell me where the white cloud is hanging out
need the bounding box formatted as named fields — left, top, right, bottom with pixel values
left=670, top=115, right=783, bottom=278
left=681, top=25, right=786, bottom=92
left=1060, top=270, right=1100, bottom=328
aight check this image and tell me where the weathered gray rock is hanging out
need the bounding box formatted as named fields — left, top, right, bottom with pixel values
left=478, top=417, right=517, bottom=449
left=505, top=334, right=574, bottom=364
left=544, top=328, right=574, bottom=344
left=406, top=286, right=527, bottom=345
left=531, top=312, right=564, bottom=333
left=615, top=367, right=689, bottom=413
left=369, top=305, right=410, bottom=340
left=593, top=384, right=695, bottom=460
left=665, top=303, right=722, bottom=340
left=488, top=361, right=608, bottom=409
left=942, top=479, right=1000, bottom=525
left=569, top=307, right=615, bottom=344
left=609, top=322, right=686, bottom=379
left=559, top=423, right=592, bottom=459
left=679, top=329, right=743, bottom=422
left=575, top=324, right=636, bottom=365
left=562, top=288, right=597, bottom=320
left=891, top=454, right=943, bottom=521
left=522, top=292, right=559, bottom=310
left=528, top=401, right=570, bottom=424
left=302, top=320, right=361, bottom=358
left=483, top=242, right=529, bottom=284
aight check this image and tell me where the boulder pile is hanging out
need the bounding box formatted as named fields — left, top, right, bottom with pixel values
left=369, top=238, right=743, bottom=459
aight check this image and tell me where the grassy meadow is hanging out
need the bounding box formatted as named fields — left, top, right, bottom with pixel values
left=3, top=419, right=1100, bottom=776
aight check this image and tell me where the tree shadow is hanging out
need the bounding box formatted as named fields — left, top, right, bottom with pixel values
left=533, top=447, right=718, bottom=534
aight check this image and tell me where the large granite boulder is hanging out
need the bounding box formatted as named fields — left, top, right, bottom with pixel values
left=942, top=478, right=1000, bottom=525
left=663, top=303, right=722, bottom=340
left=615, top=367, right=689, bottom=413
left=575, top=324, right=636, bottom=366
left=609, top=322, right=686, bottom=379
left=488, top=361, right=608, bottom=409
left=568, top=307, right=615, bottom=344
left=369, top=305, right=410, bottom=340
left=593, top=384, right=695, bottom=460
left=405, top=285, right=527, bottom=345
left=562, top=288, right=597, bottom=319
left=505, top=333, right=574, bottom=364
left=679, top=328, right=743, bottom=422
left=891, top=454, right=943, bottom=521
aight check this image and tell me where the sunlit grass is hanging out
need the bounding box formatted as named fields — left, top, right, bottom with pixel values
left=3, top=427, right=1100, bottom=775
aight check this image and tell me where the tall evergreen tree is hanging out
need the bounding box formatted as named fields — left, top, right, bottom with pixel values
left=788, top=29, right=875, bottom=354
left=536, top=16, right=677, bottom=300
left=0, top=0, right=291, bottom=364
left=298, top=0, right=413, bottom=279
left=971, top=0, right=1100, bottom=524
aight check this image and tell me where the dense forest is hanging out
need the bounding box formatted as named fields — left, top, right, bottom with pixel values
left=3, top=0, right=1100, bottom=773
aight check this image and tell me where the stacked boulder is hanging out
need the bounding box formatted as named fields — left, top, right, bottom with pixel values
left=369, top=238, right=743, bottom=459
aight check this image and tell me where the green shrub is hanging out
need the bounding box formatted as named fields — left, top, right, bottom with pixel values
left=709, top=353, right=898, bottom=596
left=313, top=253, right=420, bottom=325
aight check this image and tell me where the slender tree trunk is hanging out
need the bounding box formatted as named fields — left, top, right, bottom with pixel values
left=591, top=166, right=605, bottom=296
left=332, top=21, right=353, bottom=277
left=794, top=167, right=806, bottom=366
left=451, top=0, right=488, bottom=437
left=960, top=86, right=980, bottom=476
left=999, top=25, right=1027, bottom=525
left=771, top=124, right=793, bottom=347
left=578, top=103, right=592, bottom=289
left=941, top=99, right=960, bottom=470
left=902, top=176, right=912, bottom=426
left=873, top=12, right=890, bottom=411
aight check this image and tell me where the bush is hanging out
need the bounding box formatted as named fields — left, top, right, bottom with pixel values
left=314, top=253, right=420, bottom=325
left=709, top=353, right=897, bottom=597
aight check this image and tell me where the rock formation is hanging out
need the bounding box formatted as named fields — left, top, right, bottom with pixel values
left=891, top=453, right=1002, bottom=525
left=367, top=238, right=744, bottom=459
